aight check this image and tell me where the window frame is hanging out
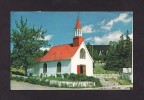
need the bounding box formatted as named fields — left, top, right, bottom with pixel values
left=80, top=48, right=86, bottom=59
left=43, top=63, right=47, bottom=73
left=57, top=62, right=61, bottom=73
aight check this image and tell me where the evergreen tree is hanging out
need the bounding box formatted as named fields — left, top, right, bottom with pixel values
left=105, top=31, right=132, bottom=72
left=11, top=17, right=48, bottom=75
left=105, top=41, right=118, bottom=71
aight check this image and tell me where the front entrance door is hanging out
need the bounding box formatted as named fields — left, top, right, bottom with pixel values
left=77, top=65, right=86, bottom=74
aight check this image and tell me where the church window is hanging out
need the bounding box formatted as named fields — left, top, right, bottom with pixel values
left=43, top=63, right=47, bottom=73
left=80, top=48, right=86, bottom=59
left=57, top=62, right=61, bottom=73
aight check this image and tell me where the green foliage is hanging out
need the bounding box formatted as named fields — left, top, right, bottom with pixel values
left=94, top=66, right=118, bottom=74
left=56, top=74, right=62, bottom=78
left=105, top=31, right=132, bottom=71
left=63, top=73, right=69, bottom=78
left=11, top=76, right=49, bottom=86
left=93, top=78, right=103, bottom=87
left=11, top=74, right=102, bottom=88
left=43, top=50, right=48, bottom=55
left=11, top=16, right=48, bottom=75
left=11, top=67, right=25, bottom=76
left=11, top=76, right=25, bottom=81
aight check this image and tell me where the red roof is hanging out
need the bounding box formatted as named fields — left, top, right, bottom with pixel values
left=38, top=43, right=80, bottom=62
left=75, top=17, right=82, bottom=29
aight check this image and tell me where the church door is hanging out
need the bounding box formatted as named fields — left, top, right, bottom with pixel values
left=77, top=65, right=86, bottom=74
left=77, top=65, right=80, bottom=74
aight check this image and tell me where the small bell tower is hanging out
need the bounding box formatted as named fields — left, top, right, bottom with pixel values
left=74, top=14, right=82, bottom=36
left=73, top=14, right=84, bottom=47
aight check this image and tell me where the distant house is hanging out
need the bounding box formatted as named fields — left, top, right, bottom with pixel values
left=27, top=16, right=94, bottom=77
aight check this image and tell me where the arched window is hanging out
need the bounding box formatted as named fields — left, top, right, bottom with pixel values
left=57, top=62, right=61, bottom=73
left=43, top=63, right=47, bottom=73
left=80, top=48, right=86, bottom=59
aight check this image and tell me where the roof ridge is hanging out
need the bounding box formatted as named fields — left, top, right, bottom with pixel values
left=52, top=43, right=72, bottom=47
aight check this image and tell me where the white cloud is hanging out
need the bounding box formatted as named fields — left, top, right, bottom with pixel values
left=82, top=24, right=96, bottom=33
left=85, top=31, right=133, bottom=45
left=93, top=31, right=122, bottom=45
left=38, top=35, right=53, bottom=40
left=44, top=35, right=53, bottom=40
left=85, top=37, right=93, bottom=42
left=40, top=47, right=51, bottom=51
left=101, top=12, right=132, bottom=30
left=85, top=31, right=122, bottom=45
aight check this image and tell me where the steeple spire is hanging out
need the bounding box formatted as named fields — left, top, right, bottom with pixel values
left=74, top=13, right=82, bottom=36
left=73, top=13, right=84, bottom=47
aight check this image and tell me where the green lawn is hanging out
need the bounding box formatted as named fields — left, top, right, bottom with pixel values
left=94, top=66, right=119, bottom=74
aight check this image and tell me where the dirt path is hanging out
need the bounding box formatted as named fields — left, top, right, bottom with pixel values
left=10, top=80, right=132, bottom=90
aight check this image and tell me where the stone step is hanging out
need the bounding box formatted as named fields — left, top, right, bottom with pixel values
left=98, top=78, right=119, bottom=87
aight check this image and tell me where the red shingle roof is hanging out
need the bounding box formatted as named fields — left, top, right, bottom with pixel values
left=38, top=43, right=80, bottom=62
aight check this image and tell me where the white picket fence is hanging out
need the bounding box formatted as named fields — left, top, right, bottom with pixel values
left=49, top=80, right=95, bottom=88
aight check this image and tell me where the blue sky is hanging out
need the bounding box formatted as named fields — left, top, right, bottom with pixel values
left=11, top=11, right=133, bottom=51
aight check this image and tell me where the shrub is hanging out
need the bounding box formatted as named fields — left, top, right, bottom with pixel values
left=11, top=76, right=25, bottom=82
left=76, top=74, right=87, bottom=81
left=63, top=73, right=69, bottom=79
left=86, top=76, right=95, bottom=81
left=56, top=74, right=62, bottom=78
left=40, top=79, right=49, bottom=86
left=93, top=78, right=102, bottom=87
left=11, top=76, right=50, bottom=86
left=69, top=73, right=77, bottom=81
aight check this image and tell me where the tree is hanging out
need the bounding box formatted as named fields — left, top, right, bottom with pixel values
left=105, top=41, right=119, bottom=71
left=105, top=31, right=132, bottom=72
left=86, top=42, right=99, bottom=64
left=43, top=50, right=48, bottom=55
left=11, top=17, right=48, bottom=75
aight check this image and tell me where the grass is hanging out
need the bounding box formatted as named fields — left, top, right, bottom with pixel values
left=94, top=66, right=119, bottom=74
left=105, top=78, right=132, bottom=85
left=11, top=67, right=25, bottom=76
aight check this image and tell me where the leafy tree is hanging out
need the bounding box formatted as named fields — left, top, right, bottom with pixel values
left=11, top=17, right=48, bottom=75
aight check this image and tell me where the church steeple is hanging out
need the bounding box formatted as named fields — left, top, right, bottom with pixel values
left=73, top=14, right=84, bottom=47
left=74, top=15, right=82, bottom=36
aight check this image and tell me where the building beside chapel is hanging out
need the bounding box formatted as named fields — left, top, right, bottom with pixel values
left=27, top=16, right=94, bottom=76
